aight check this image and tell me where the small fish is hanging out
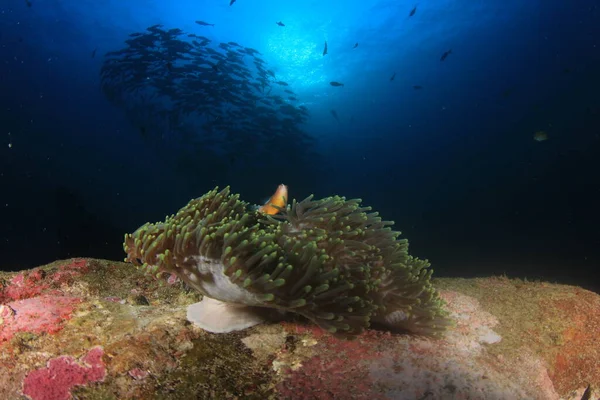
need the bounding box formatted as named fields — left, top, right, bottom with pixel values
left=533, top=130, right=548, bottom=142
left=91, top=48, right=97, bottom=58
left=413, top=85, right=423, bottom=90
left=329, top=81, right=344, bottom=87
left=276, top=21, right=285, bottom=27
left=330, top=109, right=340, bottom=123
left=275, top=80, right=288, bottom=86
left=353, top=43, right=358, bottom=49
left=25, top=0, right=32, bottom=7
left=230, top=0, right=236, bottom=5
left=390, top=72, right=396, bottom=81
left=195, top=21, right=215, bottom=27
left=323, top=41, right=328, bottom=56
left=440, top=49, right=452, bottom=61
left=258, top=184, right=288, bottom=215
left=409, top=6, right=417, bottom=17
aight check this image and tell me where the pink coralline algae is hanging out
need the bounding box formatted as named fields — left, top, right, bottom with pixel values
left=22, top=347, right=106, bottom=400
left=167, top=273, right=179, bottom=285
left=0, top=259, right=88, bottom=303
left=128, top=368, right=150, bottom=380
left=0, top=295, right=81, bottom=342
left=277, top=325, right=391, bottom=400
left=1, top=271, right=53, bottom=302
left=0, top=259, right=88, bottom=343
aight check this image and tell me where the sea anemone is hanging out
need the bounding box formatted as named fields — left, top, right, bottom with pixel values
left=123, top=186, right=451, bottom=336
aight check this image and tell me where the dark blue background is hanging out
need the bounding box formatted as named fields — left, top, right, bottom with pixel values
left=1, top=0, right=599, bottom=291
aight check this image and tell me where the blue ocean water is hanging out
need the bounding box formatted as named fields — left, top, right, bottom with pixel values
left=1, top=0, right=598, bottom=291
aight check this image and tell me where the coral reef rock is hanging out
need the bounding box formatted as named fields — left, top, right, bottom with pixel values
left=0, top=258, right=598, bottom=399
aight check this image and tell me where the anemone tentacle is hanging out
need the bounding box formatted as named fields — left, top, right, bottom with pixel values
left=124, top=186, right=451, bottom=336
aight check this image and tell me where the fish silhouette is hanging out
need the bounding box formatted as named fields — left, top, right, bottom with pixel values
left=330, top=109, right=340, bottom=123
left=440, top=49, right=452, bottom=61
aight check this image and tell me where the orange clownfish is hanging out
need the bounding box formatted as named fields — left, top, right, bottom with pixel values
left=258, top=184, right=288, bottom=215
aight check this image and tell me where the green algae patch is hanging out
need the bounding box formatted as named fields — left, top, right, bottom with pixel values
left=71, top=386, right=117, bottom=400
left=435, top=275, right=600, bottom=394
left=436, top=276, right=576, bottom=356
left=77, top=259, right=201, bottom=307
left=155, top=331, right=276, bottom=400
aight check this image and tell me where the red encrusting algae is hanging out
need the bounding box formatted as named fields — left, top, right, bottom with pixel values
left=0, top=295, right=81, bottom=342
left=544, top=288, right=600, bottom=394
left=277, top=324, right=391, bottom=400
left=0, top=259, right=88, bottom=303
left=0, top=260, right=89, bottom=344
left=22, top=347, right=106, bottom=400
